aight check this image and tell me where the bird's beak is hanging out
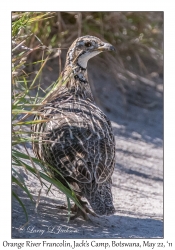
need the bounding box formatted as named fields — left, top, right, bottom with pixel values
left=97, top=42, right=116, bottom=52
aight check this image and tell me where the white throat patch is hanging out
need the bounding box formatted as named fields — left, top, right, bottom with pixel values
left=78, top=51, right=101, bottom=68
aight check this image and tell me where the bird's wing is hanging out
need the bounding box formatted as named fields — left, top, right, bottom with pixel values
left=33, top=99, right=115, bottom=185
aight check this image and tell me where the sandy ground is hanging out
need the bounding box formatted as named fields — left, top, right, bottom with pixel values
left=12, top=59, right=163, bottom=238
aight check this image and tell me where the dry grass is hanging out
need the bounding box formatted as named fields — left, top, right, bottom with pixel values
left=12, top=11, right=163, bottom=223
left=12, top=11, right=163, bottom=107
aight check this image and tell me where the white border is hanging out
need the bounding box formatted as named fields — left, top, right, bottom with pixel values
left=0, top=0, right=175, bottom=247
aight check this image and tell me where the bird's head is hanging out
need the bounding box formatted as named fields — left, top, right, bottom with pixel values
left=66, top=35, right=115, bottom=69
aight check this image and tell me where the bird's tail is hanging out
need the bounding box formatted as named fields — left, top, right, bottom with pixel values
left=81, top=178, right=115, bottom=216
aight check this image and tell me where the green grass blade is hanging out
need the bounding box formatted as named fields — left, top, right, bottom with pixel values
left=12, top=175, right=34, bottom=203
left=14, top=119, right=47, bottom=126
left=12, top=191, right=28, bottom=222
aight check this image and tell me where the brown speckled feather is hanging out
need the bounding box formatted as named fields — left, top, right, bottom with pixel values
left=32, top=35, right=116, bottom=215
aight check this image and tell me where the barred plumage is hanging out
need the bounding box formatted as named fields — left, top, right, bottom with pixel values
left=32, top=35, right=116, bottom=218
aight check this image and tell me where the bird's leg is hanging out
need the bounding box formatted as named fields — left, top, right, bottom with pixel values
left=70, top=196, right=97, bottom=220
left=57, top=195, right=97, bottom=220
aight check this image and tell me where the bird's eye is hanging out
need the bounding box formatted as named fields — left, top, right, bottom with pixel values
left=85, top=42, right=92, bottom=47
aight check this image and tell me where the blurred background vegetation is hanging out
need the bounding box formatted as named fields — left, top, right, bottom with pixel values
left=12, top=11, right=163, bottom=102
left=12, top=11, right=163, bottom=223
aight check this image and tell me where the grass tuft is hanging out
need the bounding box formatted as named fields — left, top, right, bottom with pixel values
left=12, top=12, right=83, bottom=223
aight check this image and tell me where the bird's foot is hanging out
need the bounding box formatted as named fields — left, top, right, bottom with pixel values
left=57, top=200, right=97, bottom=220
left=70, top=202, right=97, bottom=220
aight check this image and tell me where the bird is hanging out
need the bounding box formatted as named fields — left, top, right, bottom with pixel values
left=32, top=35, right=116, bottom=220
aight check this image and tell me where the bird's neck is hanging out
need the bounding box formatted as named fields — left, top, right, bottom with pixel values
left=61, top=62, right=94, bottom=102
